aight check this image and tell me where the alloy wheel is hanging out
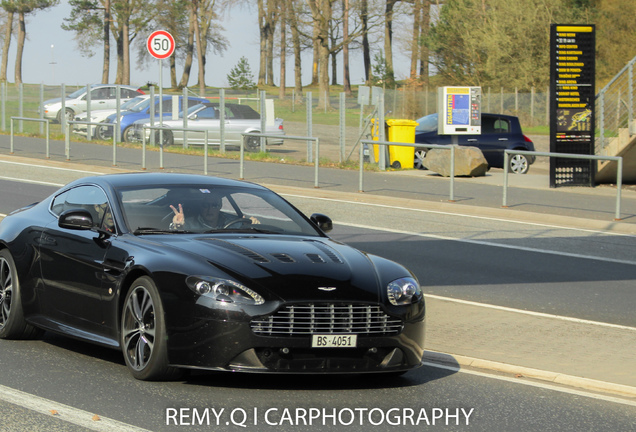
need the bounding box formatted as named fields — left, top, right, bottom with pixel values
left=122, top=286, right=156, bottom=371
left=0, top=257, right=13, bottom=328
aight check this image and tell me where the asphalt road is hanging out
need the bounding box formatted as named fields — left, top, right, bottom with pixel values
left=1, top=331, right=635, bottom=432
left=0, top=149, right=635, bottom=430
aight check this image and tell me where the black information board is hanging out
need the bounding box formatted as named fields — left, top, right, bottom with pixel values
left=549, top=24, right=596, bottom=187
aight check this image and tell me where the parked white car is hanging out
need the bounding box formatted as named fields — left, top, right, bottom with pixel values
left=130, top=102, right=285, bottom=150
left=73, top=95, right=150, bottom=139
left=41, top=84, right=144, bottom=123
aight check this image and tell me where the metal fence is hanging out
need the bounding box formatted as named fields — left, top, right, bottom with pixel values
left=595, top=55, right=636, bottom=154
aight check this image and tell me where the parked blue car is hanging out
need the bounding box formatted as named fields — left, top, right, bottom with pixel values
left=96, top=95, right=207, bottom=142
left=414, top=113, right=536, bottom=174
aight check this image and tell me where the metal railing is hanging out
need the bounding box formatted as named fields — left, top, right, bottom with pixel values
left=241, top=133, right=320, bottom=187
left=596, top=56, right=636, bottom=154
left=141, top=125, right=210, bottom=174
left=503, top=149, right=624, bottom=220
left=66, top=120, right=117, bottom=164
left=10, top=117, right=50, bottom=157
left=359, top=140, right=458, bottom=200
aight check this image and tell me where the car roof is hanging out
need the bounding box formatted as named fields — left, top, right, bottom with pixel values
left=65, top=173, right=267, bottom=191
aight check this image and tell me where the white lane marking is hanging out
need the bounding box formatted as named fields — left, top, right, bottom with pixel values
left=0, top=384, right=152, bottom=432
left=423, top=362, right=636, bottom=408
left=338, top=221, right=636, bottom=266
left=281, top=193, right=636, bottom=238
left=425, top=294, right=636, bottom=332
left=0, top=175, right=64, bottom=187
left=0, top=160, right=104, bottom=175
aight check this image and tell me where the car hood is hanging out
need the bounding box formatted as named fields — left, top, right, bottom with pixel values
left=164, top=235, right=382, bottom=302
left=43, top=97, right=63, bottom=106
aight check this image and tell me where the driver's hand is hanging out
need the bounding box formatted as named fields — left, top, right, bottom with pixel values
left=249, top=216, right=260, bottom=224
left=170, top=204, right=185, bottom=227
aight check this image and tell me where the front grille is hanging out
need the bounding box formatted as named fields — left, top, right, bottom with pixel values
left=250, top=304, right=403, bottom=336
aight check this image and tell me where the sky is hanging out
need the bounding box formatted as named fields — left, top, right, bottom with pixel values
left=3, top=2, right=413, bottom=89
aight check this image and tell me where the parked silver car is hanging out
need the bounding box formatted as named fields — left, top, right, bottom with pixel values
left=73, top=95, right=150, bottom=139
left=41, top=84, right=145, bottom=123
left=130, top=102, right=285, bottom=150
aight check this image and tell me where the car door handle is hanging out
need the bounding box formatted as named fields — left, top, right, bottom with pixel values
left=498, top=138, right=508, bottom=141
left=466, top=139, right=478, bottom=142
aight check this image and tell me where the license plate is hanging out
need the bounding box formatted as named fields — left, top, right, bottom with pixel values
left=311, top=334, right=357, bottom=348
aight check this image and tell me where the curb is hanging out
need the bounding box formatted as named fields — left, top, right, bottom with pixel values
left=422, top=350, right=636, bottom=399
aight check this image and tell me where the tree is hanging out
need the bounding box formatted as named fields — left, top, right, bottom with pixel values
left=64, top=0, right=152, bottom=84
left=0, top=6, right=14, bottom=82
left=227, top=56, right=257, bottom=90
left=1, top=0, right=59, bottom=85
left=426, top=0, right=591, bottom=90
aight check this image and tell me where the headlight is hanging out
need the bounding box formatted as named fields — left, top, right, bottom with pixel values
left=387, top=277, right=422, bottom=306
left=187, top=276, right=264, bottom=305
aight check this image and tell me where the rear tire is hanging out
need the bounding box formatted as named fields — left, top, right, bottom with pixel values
left=245, top=135, right=261, bottom=152
left=509, top=153, right=529, bottom=174
left=0, top=250, right=42, bottom=340
left=155, top=130, right=174, bottom=147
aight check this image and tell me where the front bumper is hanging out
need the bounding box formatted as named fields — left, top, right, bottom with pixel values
left=166, top=303, right=425, bottom=374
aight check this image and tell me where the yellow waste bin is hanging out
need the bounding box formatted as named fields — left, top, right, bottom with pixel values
left=386, top=119, right=418, bottom=169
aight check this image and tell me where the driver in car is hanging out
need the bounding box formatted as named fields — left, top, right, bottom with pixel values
left=169, top=193, right=259, bottom=231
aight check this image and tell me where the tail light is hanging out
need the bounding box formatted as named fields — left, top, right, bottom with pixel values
left=523, top=135, right=533, bottom=143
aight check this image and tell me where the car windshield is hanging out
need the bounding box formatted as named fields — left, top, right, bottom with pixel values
left=121, top=96, right=146, bottom=110
left=116, top=184, right=321, bottom=236
left=67, top=86, right=90, bottom=99
left=415, top=113, right=438, bottom=133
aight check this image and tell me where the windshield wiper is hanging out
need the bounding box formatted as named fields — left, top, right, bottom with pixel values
left=134, top=227, right=192, bottom=235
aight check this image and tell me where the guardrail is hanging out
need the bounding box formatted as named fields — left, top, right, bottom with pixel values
left=141, top=125, right=210, bottom=174
left=66, top=121, right=117, bottom=164
left=241, top=133, right=320, bottom=187
left=595, top=55, right=635, bottom=153
left=503, top=150, right=624, bottom=220
left=359, top=140, right=458, bottom=200
left=10, top=117, right=50, bottom=157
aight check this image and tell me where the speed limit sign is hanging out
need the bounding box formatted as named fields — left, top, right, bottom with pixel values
left=147, top=30, right=175, bottom=59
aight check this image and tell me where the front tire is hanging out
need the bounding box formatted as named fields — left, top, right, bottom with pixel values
left=509, top=153, right=529, bottom=174
left=121, top=276, right=181, bottom=381
left=155, top=130, right=174, bottom=147
left=122, top=126, right=137, bottom=143
left=0, top=250, right=42, bottom=340
left=414, top=149, right=427, bottom=170
left=56, top=108, right=75, bottom=124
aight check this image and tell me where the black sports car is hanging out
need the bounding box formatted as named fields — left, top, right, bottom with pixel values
left=0, top=173, right=425, bottom=380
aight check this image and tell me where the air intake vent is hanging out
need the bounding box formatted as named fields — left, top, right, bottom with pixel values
left=305, top=253, right=325, bottom=263
left=271, top=253, right=295, bottom=263
left=206, top=239, right=269, bottom=263
left=303, top=240, right=344, bottom=264
left=251, top=304, right=403, bottom=336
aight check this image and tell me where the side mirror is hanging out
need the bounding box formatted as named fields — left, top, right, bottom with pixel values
left=310, top=213, right=333, bottom=233
left=189, top=114, right=198, bottom=120
left=59, top=209, right=93, bottom=230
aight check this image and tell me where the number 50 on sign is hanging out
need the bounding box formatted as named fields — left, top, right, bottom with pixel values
left=147, top=30, right=175, bottom=59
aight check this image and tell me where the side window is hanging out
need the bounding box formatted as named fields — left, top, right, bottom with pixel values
left=493, top=119, right=510, bottom=134
left=197, top=107, right=217, bottom=119
left=121, top=88, right=138, bottom=99
left=481, top=117, right=497, bottom=134
left=52, top=186, right=113, bottom=231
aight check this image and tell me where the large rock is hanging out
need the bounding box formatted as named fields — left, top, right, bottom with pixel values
left=425, top=146, right=488, bottom=177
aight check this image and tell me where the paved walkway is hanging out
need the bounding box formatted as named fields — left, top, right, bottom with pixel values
left=1, top=134, right=635, bottom=398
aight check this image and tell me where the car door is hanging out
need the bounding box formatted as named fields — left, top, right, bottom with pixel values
left=188, top=106, right=221, bottom=144
left=88, top=87, right=113, bottom=111
left=463, top=114, right=510, bottom=167
left=39, top=185, right=112, bottom=332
